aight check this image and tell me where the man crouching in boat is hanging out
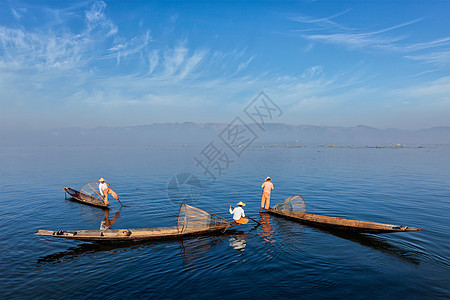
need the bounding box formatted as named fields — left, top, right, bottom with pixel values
left=228, top=202, right=249, bottom=224
left=98, top=178, right=120, bottom=205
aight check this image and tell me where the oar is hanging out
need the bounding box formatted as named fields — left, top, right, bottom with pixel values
left=247, top=215, right=261, bottom=226
left=116, top=197, right=125, bottom=207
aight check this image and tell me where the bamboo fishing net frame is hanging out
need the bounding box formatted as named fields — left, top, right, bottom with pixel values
left=80, top=181, right=105, bottom=203
left=177, top=203, right=230, bottom=233
left=272, top=195, right=306, bottom=215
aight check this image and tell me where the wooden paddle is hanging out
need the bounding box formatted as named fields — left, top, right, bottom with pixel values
left=247, top=215, right=261, bottom=225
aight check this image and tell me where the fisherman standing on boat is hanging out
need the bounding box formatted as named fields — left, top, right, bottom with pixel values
left=261, top=177, right=274, bottom=210
left=228, top=202, right=249, bottom=224
left=98, top=178, right=120, bottom=205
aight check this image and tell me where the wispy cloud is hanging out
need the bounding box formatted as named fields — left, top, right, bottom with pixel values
left=391, top=76, right=450, bottom=101
left=0, top=0, right=259, bottom=121
left=288, top=9, right=351, bottom=29
left=300, top=19, right=423, bottom=52
left=404, top=37, right=450, bottom=52
left=0, top=26, right=86, bottom=69
left=233, top=56, right=254, bottom=76
left=11, top=7, right=26, bottom=20
left=1, top=1, right=448, bottom=130
left=85, top=1, right=117, bottom=36
left=301, top=65, right=323, bottom=80
left=291, top=13, right=450, bottom=60
left=0, top=1, right=118, bottom=70
left=107, top=31, right=153, bottom=64
left=304, top=31, right=404, bottom=50
left=405, top=50, right=450, bottom=65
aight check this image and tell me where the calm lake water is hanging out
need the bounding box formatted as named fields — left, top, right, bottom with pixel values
left=0, top=145, right=449, bottom=299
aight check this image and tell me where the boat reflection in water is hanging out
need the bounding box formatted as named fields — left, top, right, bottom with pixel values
left=180, top=235, right=227, bottom=272
left=319, top=228, right=422, bottom=265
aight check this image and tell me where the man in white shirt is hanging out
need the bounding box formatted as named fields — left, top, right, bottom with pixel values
left=228, top=202, right=249, bottom=224
left=98, top=178, right=119, bottom=205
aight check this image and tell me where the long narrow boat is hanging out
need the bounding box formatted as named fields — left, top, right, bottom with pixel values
left=264, top=195, right=423, bottom=234
left=63, top=181, right=109, bottom=209
left=35, top=204, right=238, bottom=242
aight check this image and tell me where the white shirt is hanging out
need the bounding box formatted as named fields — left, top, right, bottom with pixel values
left=229, top=206, right=245, bottom=221
left=99, top=182, right=108, bottom=196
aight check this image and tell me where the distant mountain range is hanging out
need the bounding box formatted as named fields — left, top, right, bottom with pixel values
left=1, top=123, right=449, bottom=146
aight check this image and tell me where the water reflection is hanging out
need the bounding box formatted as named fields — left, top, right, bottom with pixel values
left=75, top=201, right=106, bottom=226
left=37, top=242, right=134, bottom=265
left=259, top=213, right=274, bottom=244
left=100, top=210, right=120, bottom=230
left=257, top=213, right=276, bottom=260
left=267, top=213, right=421, bottom=265
left=180, top=235, right=228, bottom=271
left=321, top=228, right=422, bottom=265
left=229, top=233, right=247, bottom=252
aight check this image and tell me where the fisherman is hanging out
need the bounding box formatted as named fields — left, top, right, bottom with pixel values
left=261, top=177, right=274, bottom=210
left=98, top=178, right=120, bottom=205
left=228, top=202, right=249, bottom=224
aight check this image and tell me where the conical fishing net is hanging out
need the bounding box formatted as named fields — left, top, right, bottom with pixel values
left=272, top=195, right=306, bottom=214
left=80, top=181, right=104, bottom=203
left=178, top=204, right=230, bottom=233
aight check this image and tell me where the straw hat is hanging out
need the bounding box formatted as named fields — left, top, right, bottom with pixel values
left=237, top=201, right=246, bottom=206
left=265, top=177, right=271, bottom=181
left=99, top=178, right=105, bottom=182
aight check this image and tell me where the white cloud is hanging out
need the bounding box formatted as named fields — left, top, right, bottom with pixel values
left=162, top=45, right=188, bottom=77
left=147, top=50, right=160, bottom=75
left=11, top=7, right=26, bottom=20
left=405, top=50, right=450, bottom=65
left=234, top=56, right=254, bottom=75
left=178, top=49, right=208, bottom=79
left=288, top=9, right=351, bottom=29
left=85, top=1, right=117, bottom=36
left=0, top=26, right=86, bottom=70
left=296, top=16, right=450, bottom=58
left=391, top=76, right=450, bottom=101
left=304, top=32, right=405, bottom=51
left=1, top=1, right=448, bottom=131
left=107, top=31, right=153, bottom=64
left=301, top=65, right=323, bottom=80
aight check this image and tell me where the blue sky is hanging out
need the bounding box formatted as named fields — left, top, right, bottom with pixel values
left=1, top=0, right=449, bottom=130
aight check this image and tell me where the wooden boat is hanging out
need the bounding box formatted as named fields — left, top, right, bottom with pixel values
left=263, top=195, right=423, bottom=234
left=63, top=181, right=109, bottom=209
left=35, top=204, right=238, bottom=242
